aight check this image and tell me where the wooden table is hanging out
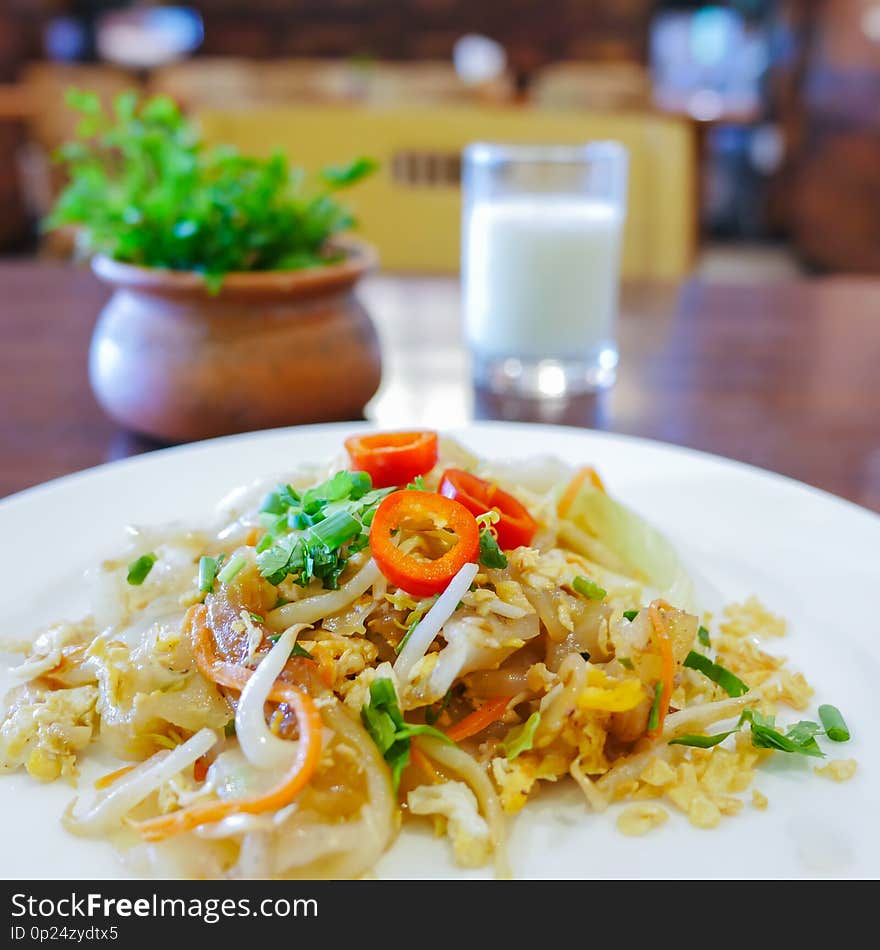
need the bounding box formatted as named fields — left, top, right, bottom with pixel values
left=2, top=261, right=879, bottom=513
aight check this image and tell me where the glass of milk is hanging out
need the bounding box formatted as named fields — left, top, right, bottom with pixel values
left=462, top=142, right=628, bottom=397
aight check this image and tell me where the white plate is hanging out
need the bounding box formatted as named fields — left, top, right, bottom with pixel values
left=1, top=422, right=878, bottom=879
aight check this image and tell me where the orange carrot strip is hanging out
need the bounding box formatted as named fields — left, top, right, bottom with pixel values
left=133, top=606, right=323, bottom=842
left=557, top=466, right=606, bottom=517
left=93, top=764, right=136, bottom=790
left=647, top=599, right=675, bottom=738
left=445, top=696, right=510, bottom=743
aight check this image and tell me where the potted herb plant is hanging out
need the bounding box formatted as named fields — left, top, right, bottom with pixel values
left=46, top=89, right=381, bottom=442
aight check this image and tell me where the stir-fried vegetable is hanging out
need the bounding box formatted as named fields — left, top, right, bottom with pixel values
left=369, top=490, right=480, bottom=597
left=133, top=606, right=323, bottom=841
left=647, top=601, right=675, bottom=738
left=345, top=430, right=439, bottom=488
left=446, top=696, right=510, bottom=742
left=439, top=469, right=537, bottom=550
left=670, top=706, right=851, bottom=757
left=502, top=712, right=541, bottom=760
left=478, top=530, right=508, bottom=569
left=360, top=678, right=451, bottom=790
left=557, top=465, right=606, bottom=516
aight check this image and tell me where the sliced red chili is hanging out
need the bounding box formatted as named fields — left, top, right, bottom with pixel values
left=438, top=469, right=537, bottom=550
left=369, top=490, right=479, bottom=597
left=344, top=430, right=438, bottom=489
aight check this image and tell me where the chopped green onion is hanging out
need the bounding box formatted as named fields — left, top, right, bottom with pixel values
left=623, top=609, right=639, bottom=622
left=683, top=650, right=749, bottom=698
left=308, top=509, right=361, bottom=551
left=478, top=529, right=508, bottom=569
left=669, top=729, right=737, bottom=749
left=126, top=553, right=157, bottom=586
left=618, top=657, right=634, bottom=670
left=572, top=575, right=606, bottom=601
left=248, top=612, right=264, bottom=624
left=290, top=642, right=315, bottom=661
left=647, top=682, right=663, bottom=733
left=217, top=554, right=247, bottom=585
left=818, top=704, right=850, bottom=743
left=697, top=625, right=711, bottom=647
left=395, top=619, right=419, bottom=655
left=503, top=712, right=541, bottom=761
left=198, top=556, right=219, bottom=595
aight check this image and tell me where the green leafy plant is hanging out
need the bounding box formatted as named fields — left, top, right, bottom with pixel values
left=45, top=89, right=377, bottom=289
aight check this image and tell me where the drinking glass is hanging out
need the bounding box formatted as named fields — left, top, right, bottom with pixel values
left=462, top=141, right=628, bottom=397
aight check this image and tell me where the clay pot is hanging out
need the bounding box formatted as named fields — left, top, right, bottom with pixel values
left=89, top=242, right=382, bottom=442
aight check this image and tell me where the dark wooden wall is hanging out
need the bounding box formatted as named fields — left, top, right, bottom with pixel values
left=195, top=0, right=653, bottom=72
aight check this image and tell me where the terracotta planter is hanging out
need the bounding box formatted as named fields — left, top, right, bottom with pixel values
left=89, top=243, right=382, bottom=442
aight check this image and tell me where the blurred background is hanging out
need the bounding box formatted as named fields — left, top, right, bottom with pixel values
left=0, top=0, right=878, bottom=277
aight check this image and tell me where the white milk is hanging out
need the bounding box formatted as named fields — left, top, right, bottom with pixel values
left=464, top=196, right=623, bottom=361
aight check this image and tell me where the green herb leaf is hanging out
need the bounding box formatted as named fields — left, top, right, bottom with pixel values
left=255, top=470, right=389, bottom=589
left=290, top=642, right=315, bottom=661
left=46, top=91, right=376, bottom=288
left=697, top=625, right=711, bottom=647
left=503, top=712, right=541, bottom=761
left=360, top=678, right=452, bottom=791
left=406, top=475, right=426, bottom=491
left=818, top=704, right=850, bottom=743
left=623, top=609, right=639, bottom=622
left=669, top=709, right=826, bottom=758
left=743, top=709, right=824, bottom=758
left=127, top=553, right=156, bottom=586
left=573, top=575, right=606, bottom=601
left=320, top=156, right=378, bottom=188
left=478, top=530, right=508, bottom=569
left=683, top=650, right=749, bottom=698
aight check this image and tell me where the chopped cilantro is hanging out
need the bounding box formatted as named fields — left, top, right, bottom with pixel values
left=478, top=529, right=508, bottom=569
left=360, top=678, right=452, bottom=790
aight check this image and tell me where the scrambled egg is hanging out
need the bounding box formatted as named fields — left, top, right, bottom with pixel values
left=407, top=780, right=491, bottom=867
left=0, top=683, right=98, bottom=781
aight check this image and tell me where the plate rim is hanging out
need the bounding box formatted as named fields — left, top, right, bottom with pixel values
left=3, top=420, right=879, bottom=530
